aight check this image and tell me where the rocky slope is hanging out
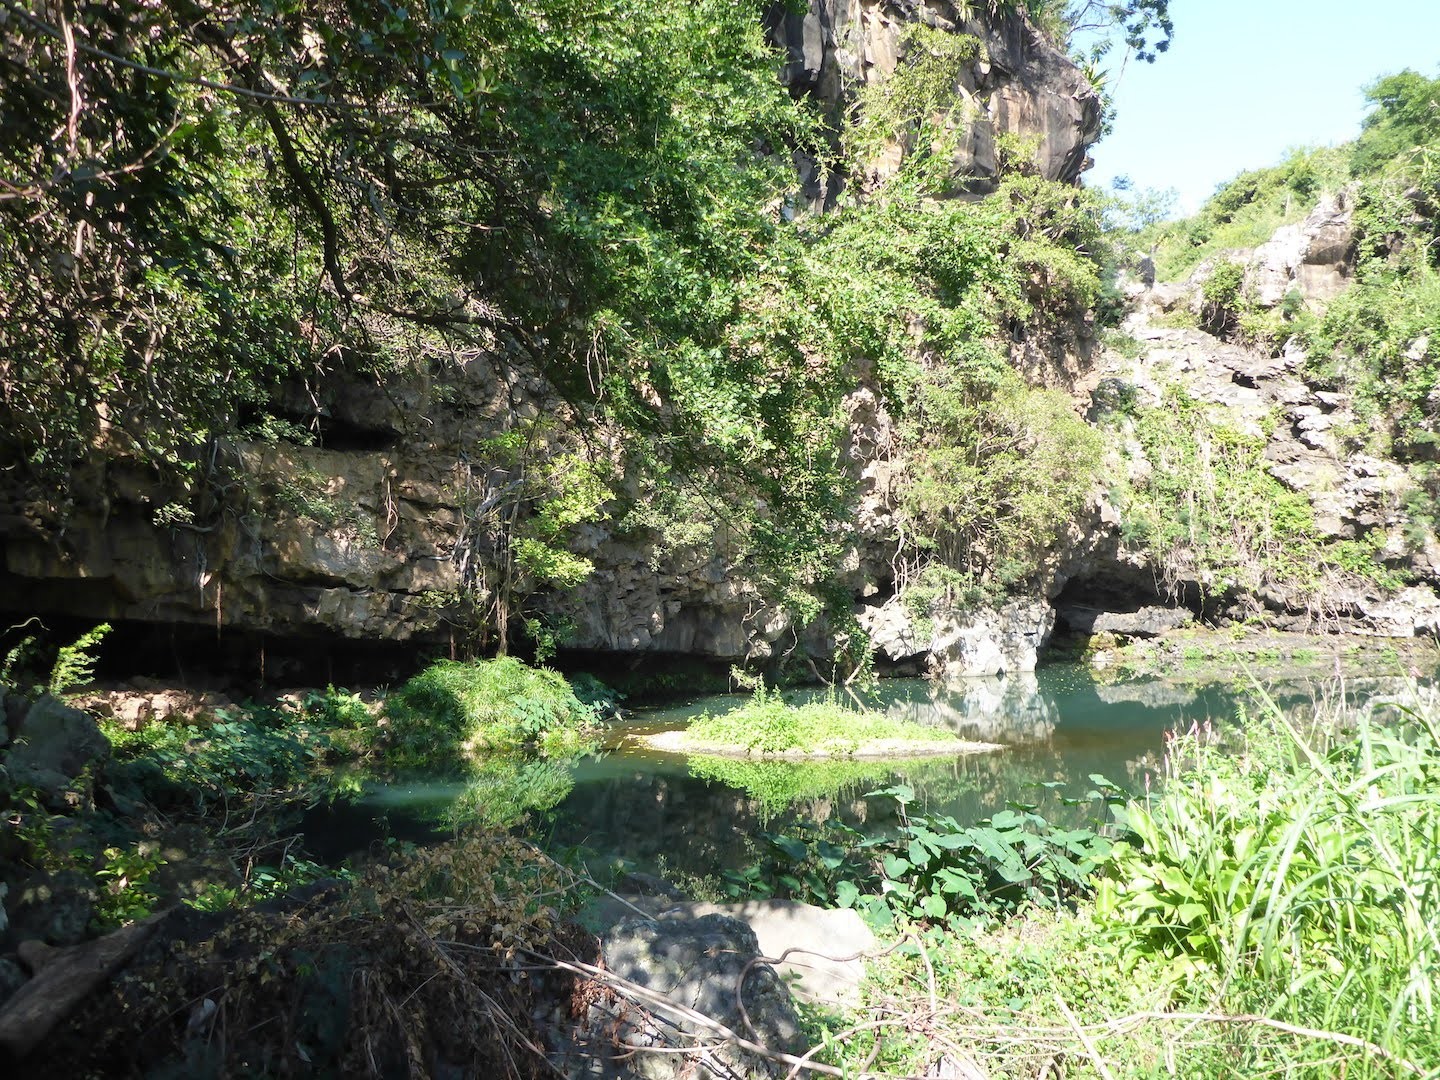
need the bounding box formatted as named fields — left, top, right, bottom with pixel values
left=1062, top=191, right=1440, bottom=638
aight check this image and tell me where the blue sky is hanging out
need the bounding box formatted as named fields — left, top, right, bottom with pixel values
left=1083, top=0, right=1440, bottom=214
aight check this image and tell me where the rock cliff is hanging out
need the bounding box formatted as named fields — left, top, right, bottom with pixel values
left=0, top=2, right=1104, bottom=678
left=767, top=0, right=1102, bottom=208
left=1057, top=191, right=1440, bottom=639
left=13, top=7, right=1425, bottom=683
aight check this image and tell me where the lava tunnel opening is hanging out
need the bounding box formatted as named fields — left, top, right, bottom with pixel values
left=1050, top=571, right=1210, bottom=646
left=0, top=611, right=437, bottom=694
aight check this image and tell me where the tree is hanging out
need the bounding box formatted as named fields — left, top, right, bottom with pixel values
left=1053, top=1, right=1174, bottom=63
left=1352, top=68, right=1440, bottom=176
left=1, top=1, right=847, bottom=494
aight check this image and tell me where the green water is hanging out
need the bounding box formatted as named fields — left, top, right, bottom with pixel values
left=320, top=664, right=1403, bottom=879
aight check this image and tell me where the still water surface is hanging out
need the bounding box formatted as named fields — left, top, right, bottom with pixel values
left=324, top=664, right=1403, bottom=879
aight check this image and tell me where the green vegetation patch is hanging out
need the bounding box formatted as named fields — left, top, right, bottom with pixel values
left=384, top=657, right=601, bottom=767
left=1091, top=698, right=1440, bottom=1075
left=649, top=691, right=992, bottom=758
left=1108, top=386, right=1407, bottom=602
left=782, top=695, right=1440, bottom=1078
left=1139, top=146, right=1350, bottom=283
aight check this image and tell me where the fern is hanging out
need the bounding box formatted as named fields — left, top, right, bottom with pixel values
left=1, top=633, right=40, bottom=688
left=47, top=623, right=111, bottom=695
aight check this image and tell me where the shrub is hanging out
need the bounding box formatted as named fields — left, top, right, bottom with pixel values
left=1, top=621, right=110, bottom=696
left=1141, top=146, right=1349, bottom=282
left=719, top=780, right=1120, bottom=924
left=383, top=657, right=600, bottom=766
left=1199, top=259, right=1244, bottom=335
left=687, top=755, right=965, bottom=819
left=104, top=702, right=331, bottom=813
left=446, top=756, right=578, bottom=828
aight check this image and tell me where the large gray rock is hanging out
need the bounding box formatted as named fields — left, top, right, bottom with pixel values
left=1058, top=604, right=1195, bottom=638
left=659, top=900, right=873, bottom=1008
left=931, top=600, right=1056, bottom=678
left=1241, top=188, right=1355, bottom=308
left=580, top=913, right=803, bottom=1079
left=1356, top=587, right=1440, bottom=637
left=4, top=694, right=110, bottom=808
left=5, top=869, right=97, bottom=948
left=859, top=595, right=1055, bottom=677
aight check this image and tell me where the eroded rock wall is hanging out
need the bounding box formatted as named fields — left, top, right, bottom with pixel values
left=1063, top=195, right=1440, bottom=638
left=768, top=0, right=1102, bottom=208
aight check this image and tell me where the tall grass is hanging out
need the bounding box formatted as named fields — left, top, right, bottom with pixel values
left=684, top=689, right=961, bottom=755
left=1098, top=684, right=1440, bottom=1075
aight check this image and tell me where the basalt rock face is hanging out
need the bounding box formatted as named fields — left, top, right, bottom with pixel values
left=0, top=7, right=1101, bottom=677
left=767, top=0, right=1102, bottom=208
left=1068, top=214, right=1440, bottom=638
left=0, top=364, right=815, bottom=666
left=28, top=16, right=1435, bottom=676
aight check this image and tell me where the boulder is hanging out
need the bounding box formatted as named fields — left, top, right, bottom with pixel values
left=659, top=900, right=873, bottom=1008
left=928, top=599, right=1056, bottom=678
left=1058, top=605, right=1195, bottom=638
left=1243, top=188, right=1355, bottom=307
left=0, top=955, right=25, bottom=1009
left=6, top=869, right=97, bottom=948
left=1356, top=587, right=1440, bottom=638
left=859, top=597, right=1055, bottom=677
left=4, top=694, right=110, bottom=809
left=576, top=913, right=803, bottom=1079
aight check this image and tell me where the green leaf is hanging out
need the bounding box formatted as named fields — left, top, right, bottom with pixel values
left=920, top=893, right=949, bottom=919
left=882, top=854, right=912, bottom=880
left=768, top=834, right=809, bottom=862
left=996, top=862, right=1033, bottom=885
left=866, top=784, right=915, bottom=805
left=816, top=840, right=847, bottom=870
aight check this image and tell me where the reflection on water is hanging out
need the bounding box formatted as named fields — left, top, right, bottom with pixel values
left=320, top=664, right=1426, bottom=880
